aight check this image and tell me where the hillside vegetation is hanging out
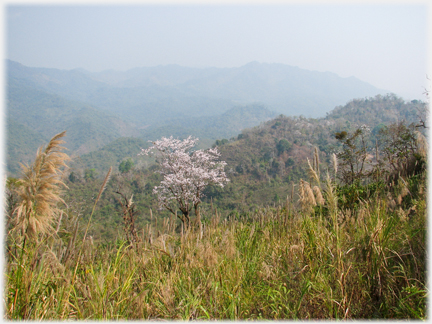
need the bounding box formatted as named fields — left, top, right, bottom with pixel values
left=6, top=76, right=139, bottom=174
left=7, top=60, right=388, bottom=176
left=24, top=93, right=424, bottom=242
left=208, top=94, right=426, bottom=211
left=70, top=104, right=276, bottom=173
left=5, top=59, right=428, bottom=319
left=65, top=93, right=425, bottom=179
left=5, top=96, right=427, bottom=318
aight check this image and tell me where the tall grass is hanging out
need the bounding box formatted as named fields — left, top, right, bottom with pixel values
left=4, top=136, right=427, bottom=320
left=5, top=193, right=426, bottom=319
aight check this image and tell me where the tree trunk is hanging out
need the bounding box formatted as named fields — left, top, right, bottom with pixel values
left=194, top=203, right=201, bottom=229
left=177, top=207, right=190, bottom=229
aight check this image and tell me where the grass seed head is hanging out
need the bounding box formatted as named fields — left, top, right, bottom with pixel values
left=307, top=158, right=320, bottom=185
left=306, top=183, right=316, bottom=206
left=313, top=186, right=325, bottom=206
left=314, top=147, right=320, bottom=177
left=13, top=131, right=70, bottom=239
left=332, top=153, right=338, bottom=176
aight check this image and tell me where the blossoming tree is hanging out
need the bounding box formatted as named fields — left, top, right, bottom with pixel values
left=140, top=136, right=229, bottom=227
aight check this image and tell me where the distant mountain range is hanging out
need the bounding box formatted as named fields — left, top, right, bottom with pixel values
left=6, top=59, right=389, bottom=176
left=7, top=60, right=387, bottom=121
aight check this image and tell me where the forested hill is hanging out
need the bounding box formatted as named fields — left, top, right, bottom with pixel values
left=52, top=94, right=427, bottom=242
left=201, top=94, right=427, bottom=212
left=326, top=95, right=423, bottom=125
left=7, top=60, right=389, bottom=176
left=221, top=94, right=425, bottom=173
left=70, top=104, right=277, bottom=173
left=6, top=77, right=140, bottom=175
left=69, top=93, right=426, bottom=179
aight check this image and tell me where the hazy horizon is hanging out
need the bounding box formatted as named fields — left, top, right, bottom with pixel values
left=6, top=4, right=429, bottom=100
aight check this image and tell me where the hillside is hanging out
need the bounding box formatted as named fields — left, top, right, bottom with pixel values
left=6, top=76, right=141, bottom=174
left=6, top=75, right=275, bottom=177
left=6, top=118, right=48, bottom=175
left=56, top=93, right=427, bottom=241
left=68, top=104, right=276, bottom=174
left=6, top=59, right=392, bottom=176
left=6, top=91, right=427, bottom=320
left=6, top=107, right=426, bottom=322
left=209, top=94, right=426, bottom=211
left=326, top=94, right=422, bottom=125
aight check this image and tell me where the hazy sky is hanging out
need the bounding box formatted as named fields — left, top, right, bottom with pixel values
left=5, top=3, right=430, bottom=100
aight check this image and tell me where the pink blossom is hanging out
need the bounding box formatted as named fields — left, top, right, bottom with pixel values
left=139, top=136, right=229, bottom=217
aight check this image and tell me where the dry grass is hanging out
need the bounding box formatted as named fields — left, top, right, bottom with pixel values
left=12, top=131, right=69, bottom=239
left=4, top=132, right=427, bottom=320
left=5, top=191, right=426, bottom=319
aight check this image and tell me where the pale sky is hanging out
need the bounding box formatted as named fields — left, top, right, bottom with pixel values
left=4, top=2, right=430, bottom=100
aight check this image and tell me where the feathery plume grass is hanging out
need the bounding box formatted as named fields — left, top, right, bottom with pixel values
left=324, top=172, right=337, bottom=214
left=299, top=179, right=316, bottom=213
left=305, top=183, right=316, bottom=207
left=332, top=153, right=338, bottom=179
left=13, top=131, right=69, bottom=238
left=95, top=167, right=112, bottom=207
left=313, top=186, right=325, bottom=206
left=314, top=147, right=320, bottom=179
left=307, top=158, right=320, bottom=186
